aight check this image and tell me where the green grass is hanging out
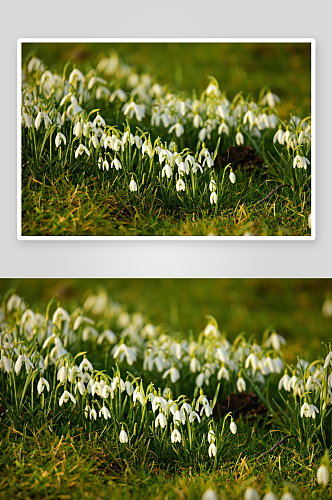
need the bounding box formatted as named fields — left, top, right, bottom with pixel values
left=20, top=42, right=312, bottom=237
left=0, top=279, right=331, bottom=499
left=22, top=170, right=310, bottom=237
left=1, top=419, right=330, bottom=500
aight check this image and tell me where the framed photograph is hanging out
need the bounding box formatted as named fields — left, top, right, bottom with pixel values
left=18, top=39, right=315, bottom=239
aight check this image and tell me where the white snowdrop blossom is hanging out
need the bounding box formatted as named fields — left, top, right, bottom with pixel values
left=119, top=428, right=128, bottom=443
left=317, top=464, right=329, bottom=485
left=208, top=442, right=217, bottom=457
left=229, top=172, right=236, bottom=184
left=176, top=178, right=186, bottom=192
left=237, top=377, right=246, bottom=393
left=230, top=420, right=237, bottom=434
left=99, top=406, right=111, bottom=420
left=293, top=155, right=310, bottom=170
left=155, top=412, right=167, bottom=429
left=55, top=132, right=66, bottom=147
left=37, top=378, right=50, bottom=394
left=129, top=179, right=138, bottom=192
left=210, top=191, right=217, bottom=204
left=75, top=144, right=90, bottom=158
left=163, top=366, right=180, bottom=383
left=300, top=402, right=319, bottom=418
left=201, top=489, right=219, bottom=500
left=244, top=487, right=260, bottom=500
left=171, top=428, right=181, bottom=443
left=208, top=430, right=215, bottom=443
left=59, top=390, right=76, bottom=406
left=235, top=131, right=244, bottom=146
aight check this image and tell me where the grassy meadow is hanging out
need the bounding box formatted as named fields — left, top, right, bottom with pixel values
left=20, top=42, right=312, bottom=236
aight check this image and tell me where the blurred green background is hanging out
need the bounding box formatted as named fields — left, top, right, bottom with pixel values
left=1, top=279, right=330, bottom=362
left=22, top=42, right=311, bottom=119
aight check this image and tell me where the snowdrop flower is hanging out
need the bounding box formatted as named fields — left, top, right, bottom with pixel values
left=113, top=343, right=137, bottom=365
left=208, top=442, right=217, bottom=457
left=74, top=380, right=85, bottom=396
left=293, top=155, right=310, bottom=169
left=89, top=136, right=99, bottom=149
left=75, top=144, right=90, bottom=158
left=57, top=365, right=67, bottom=383
left=217, top=366, right=229, bottom=381
left=163, top=366, right=180, bottom=383
left=210, top=191, right=217, bottom=204
left=278, top=371, right=291, bottom=391
left=244, top=487, right=260, bottom=500
left=69, top=68, right=84, bottom=85
left=300, top=402, right=319, bottom=418
left=171, top=428, right=181, bottom=443
left=162, top=164, right=172, bottom=179
left=280, top=494, right=295, bottom=500
left=99, top=406, right=111, bottom=420
left=111, top=158, right=122, bottom=170
left=90, top=408, right=97, bottom=420
left=322, top=299, right=332, bottom=318
left=22, top=112, right=32, bottom=128
left=55, top=132, right=66, bottom=147
left=100, top=383, right=113, bottom=398
left=190, top=356, right=201, bottom=373
left=93, top=114, right=106, bottom=128
left=218, top=121, right=229, bottom=135
left=208, top=430, right=215, bottom=443
left=37, top=378, right=50, bottom=394
left=110, top=88, right=127, bottom=102
left=193, top=113, right=203, bottom=128
left=230, top=419, right=237, bottom=434
left=229, top=171, right=236, bottom=184
left=133, top=387, right=145, bottom=406
left=209, top=180, right=216, bottom=192
left=79, top=357, right=93, bottom=372
left=176, top=178, right=186, bottom=192
left=119, top=427, right=128, bottom=443
left=235, top=131, right=244, bottom=146
left=245, top=352, right=258, bottom=371
left=97, top=330, right=117, bottom=345
left=155, top=412, right=167, bottom=429
left=59, top=390, right=76, bottom=406
left=244, top=110, right=256, bottom=126
left=152, top=395, right=167, bottom=413
left=262, top=493, right=278, bottom=500
left=273, top=127, right=284, bottom=145
left=73, top=121, right=82, bottom=137
left=317, top=464, right=329, bottom=485
left=28, top=57, right=43, bottom=73
left=15, top=355, right=24, bottom=374
left=237, top=377, right=246, bottom=392
left=261, top=91, right=280, bottom=108
left=169, top=123, right=184, bottom=137
left=265, top=332, right=286, bottom=351
left=129, top=178, right=138, bottom=192
left=173, top=408, right=185, bottom=426
left=178, top=161, right=190, bottom=176
left=323, top=352, right=332, bottom=369
left=102, top=159, right=109, bottom=171
left=123, top=101, right=145, bottom=121
left=201, top=489, right=218, bottom=500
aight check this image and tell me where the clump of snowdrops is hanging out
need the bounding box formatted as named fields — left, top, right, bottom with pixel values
left=1, top=288, right=330, bottom=470
left=21, top=51, right=311, bottom=212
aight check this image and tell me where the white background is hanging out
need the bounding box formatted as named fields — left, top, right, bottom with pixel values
left=1, top=0, right=331, bottom=277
